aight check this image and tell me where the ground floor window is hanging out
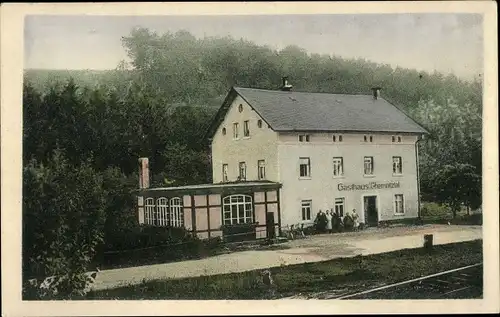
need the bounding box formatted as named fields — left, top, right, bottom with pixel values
left=169, top=197, right=184, bottom=227
left=223, top=194, right=253, bottom=225
left=334, top=198, right=345, bottom=217
left=157, top=197, right=168, bottom=226
left=145, top=198, right=155, bottom=225
left=394, top=194, right=405, bottom=214
left=144, top=197, right=183, bottom=227
left=301, top=200, right=312, bottom=221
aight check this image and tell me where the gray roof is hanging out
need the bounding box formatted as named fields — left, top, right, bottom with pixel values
left=145, top=180, right=281, bottom=192
left=232, top=87, right=428, bottom=134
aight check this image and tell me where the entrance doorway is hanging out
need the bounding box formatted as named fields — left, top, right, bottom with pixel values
left=266, top=212, right=276, bottom=239
left=363, top=196, right=378, bottom=226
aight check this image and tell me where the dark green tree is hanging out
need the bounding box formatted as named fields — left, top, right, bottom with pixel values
left=433, top=163, right=481, bottom=218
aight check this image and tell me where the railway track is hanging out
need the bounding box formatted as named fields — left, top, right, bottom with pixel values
left=336, top=263, right=483, bottom=300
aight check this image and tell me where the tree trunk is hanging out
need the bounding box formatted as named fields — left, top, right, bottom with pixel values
left=452, top=208, right=457, bottom=219
left=467, top=206, right=470, bottom=216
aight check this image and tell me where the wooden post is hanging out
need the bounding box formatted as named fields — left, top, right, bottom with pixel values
left=423, top=234, right=434, bottom=251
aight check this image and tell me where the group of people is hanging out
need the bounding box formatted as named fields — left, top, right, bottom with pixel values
left=314, top=208, right=360, bottom=233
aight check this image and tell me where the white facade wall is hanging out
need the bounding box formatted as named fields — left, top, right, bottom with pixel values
left=211, top=95, right=280, bottom=183
left=210, top=96, right=422, bottom=228
left=277, top=132, right=420, bottom=226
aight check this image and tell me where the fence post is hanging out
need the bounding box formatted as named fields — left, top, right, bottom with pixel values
left=423, top=234, right=433, bottom=251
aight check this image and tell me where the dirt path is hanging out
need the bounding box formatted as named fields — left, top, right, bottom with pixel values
left=91, top=225, right=482, bottom=291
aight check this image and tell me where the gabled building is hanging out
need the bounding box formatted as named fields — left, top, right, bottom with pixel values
left=205, top=78, right=428, bottom=227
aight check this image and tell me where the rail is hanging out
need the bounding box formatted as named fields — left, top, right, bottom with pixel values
left=335, top=262, right=483, bottom=300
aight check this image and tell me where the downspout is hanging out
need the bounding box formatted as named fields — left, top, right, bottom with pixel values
left=415, top=135, right=423, bottom=223
left=208, top=138, right=213, bottom=183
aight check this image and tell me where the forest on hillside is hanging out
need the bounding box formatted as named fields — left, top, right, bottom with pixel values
left=23, top=28, right=482, bottom=298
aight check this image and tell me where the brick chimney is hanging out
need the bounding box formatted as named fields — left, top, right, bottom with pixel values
left=138, top=157, right=150, bottom=189
left=281, top=76, right=293, bottom=91
left=371, top=87, right=382, bottom=100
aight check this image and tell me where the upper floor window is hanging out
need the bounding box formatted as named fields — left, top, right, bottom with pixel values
left=392, top=156, right=403, bottom=174
left=392, top=135, right=396, bottom=142
left=332, top=157, right=344, bottom=177
left=299, top=134, right=310, bottom=142
left=364, top=156, right=374, bottom=175
left=238, top=104, right=243, bottom=112
left=258, top=160, right=266, bottom=180
left=332, top=134, right=343, bottom=142
left=398, top=136, right=402, bottom=142
left=364, top=135, right=367, bottom=142
left=257, top=119, right=262, bottom=128
left=243, top=120, right=250, bottom=137
left=222, top=164, right=229, bottom=182
left=299, top=157, right=311, bottom=178
left=369, top=136, right=373, bottom=142
left=222, top=127, right=226, bottom=135
left=239, top=162, right=246, bottom=180
left=233, top=123, right=239, bottom=139
left=301, top=200, right=312, bottom=221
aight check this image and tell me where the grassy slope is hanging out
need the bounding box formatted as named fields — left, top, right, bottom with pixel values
left=87, top=240, right=482, bottom=300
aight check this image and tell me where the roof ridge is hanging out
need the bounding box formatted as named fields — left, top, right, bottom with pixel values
left=234, top=86, right=376, bottom=97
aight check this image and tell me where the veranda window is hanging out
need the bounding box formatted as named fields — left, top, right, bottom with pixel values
left=223, top=194, right=253, bottom=225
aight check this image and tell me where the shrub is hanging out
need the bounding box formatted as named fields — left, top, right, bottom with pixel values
left=23, top=151, right=106, bottom=299
left=98, top=226, right=228, bottom=268
left=420, top=202, right=453, bottom=223
left=221, top=223, right=258, bottom=243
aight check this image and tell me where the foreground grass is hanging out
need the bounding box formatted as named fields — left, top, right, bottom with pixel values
left=87, top=240, right=482, bottom=300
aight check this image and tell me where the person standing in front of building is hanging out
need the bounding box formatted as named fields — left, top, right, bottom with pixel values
left=352, top=209, right=360, bottom=231
left=314, top=209, right=327, bottom=233
left=325, top=210, right=333, bottom=233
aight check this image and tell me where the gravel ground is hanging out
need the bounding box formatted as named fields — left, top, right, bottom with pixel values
left=91, top=224, right=482, bottom=291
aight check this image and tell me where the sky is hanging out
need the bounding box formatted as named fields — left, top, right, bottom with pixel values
left=24, top=13, right=483, bottom=80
